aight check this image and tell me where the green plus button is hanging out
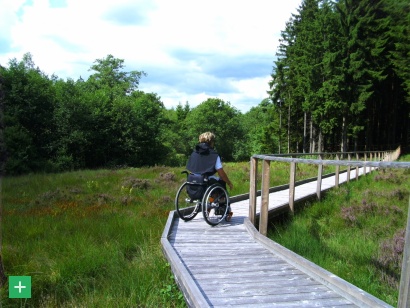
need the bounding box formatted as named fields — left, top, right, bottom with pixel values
left=9, top=276, right=31, bottom=298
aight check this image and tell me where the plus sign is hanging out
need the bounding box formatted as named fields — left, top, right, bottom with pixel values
left=14, top=281, right=26, bottom=293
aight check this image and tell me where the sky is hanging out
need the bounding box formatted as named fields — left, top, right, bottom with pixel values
left=0, top=0, right=302, bottom=113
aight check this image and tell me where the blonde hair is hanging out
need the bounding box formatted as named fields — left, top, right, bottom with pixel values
left=198, top=132, right=215, bottom=144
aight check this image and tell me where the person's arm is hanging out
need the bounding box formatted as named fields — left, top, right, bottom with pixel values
left=217, top=168, right=233, bottom=190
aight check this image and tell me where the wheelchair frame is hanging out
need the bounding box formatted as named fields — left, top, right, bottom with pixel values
left=175, top=171, right=230, bottom=226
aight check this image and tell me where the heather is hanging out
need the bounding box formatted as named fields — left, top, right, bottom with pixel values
left=268, top=155, right=410, bottom=306
left=0, top=166, right=189, bottom=307
left=1, top=162, right=272, bottom=307
left=1, top=158, right=407, bottom=306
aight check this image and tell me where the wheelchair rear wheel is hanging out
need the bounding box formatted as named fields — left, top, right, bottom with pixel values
left=175, top=182, right=201, bottom=221
left=202, top=184, right=229, bottom=226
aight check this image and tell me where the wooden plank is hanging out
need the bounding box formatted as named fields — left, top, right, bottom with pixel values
left=316, top=154, right=323, bottom=200
left=249, top=157, right=258, bottom=225
left=259, top=159, right=270, bottom=236
left=289, top=162, right=296, bottom=212
left=335, top=153, right=340, bottom=187
left=244, top=218, right=393, bottom=308
left=162, top=163, right=396, bottom=307
left=398, top=197, right=410, bottom=307
left=161, top=214, right=210, bottom=307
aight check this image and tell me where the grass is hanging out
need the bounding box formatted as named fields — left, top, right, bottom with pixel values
left=268, top=155, right=410, bottom=307
left=1, top=156, right=400, bottom=307
left=2, top=162, right=274, bottom=307
left=1, top=167, right=190, bottom=307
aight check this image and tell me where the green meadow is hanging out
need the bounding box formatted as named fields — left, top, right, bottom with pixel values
left=1, top=157, right=407, bottom=306
left=1, top=162, right=259, bottom=307
left=269, top=155, right=410, bottom=307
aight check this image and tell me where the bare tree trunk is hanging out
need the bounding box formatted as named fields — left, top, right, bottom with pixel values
left=310, top=114, right=313, bottom=153
left=303, top=112, right=307, bottom=153
left=318, top=128, right=323, bottom=152
left=279, top=103, right=282, bottom=154
left=341, top=115, right=348, bottom=152
left=287, top=103, right=291, bottom=154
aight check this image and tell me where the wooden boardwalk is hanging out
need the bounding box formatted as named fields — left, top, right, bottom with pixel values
left=161, top=167, right=393, bottom=307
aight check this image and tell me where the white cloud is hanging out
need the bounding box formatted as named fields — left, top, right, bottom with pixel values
left=0, top=0, right=301, bottom=112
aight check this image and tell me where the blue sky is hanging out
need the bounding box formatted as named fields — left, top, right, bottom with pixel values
left=0, top=0, right=301, bottom=112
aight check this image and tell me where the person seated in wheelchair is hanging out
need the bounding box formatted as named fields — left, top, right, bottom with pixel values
left=186, top=132, right=234, bottom=220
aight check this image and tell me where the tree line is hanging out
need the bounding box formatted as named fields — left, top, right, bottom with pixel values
left=268, top=0, right=409, bottom=154
left=0, top=0, right=408, bottom=176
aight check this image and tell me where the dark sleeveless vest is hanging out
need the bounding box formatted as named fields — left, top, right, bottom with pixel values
left=186, top=143, right=219, bottom=176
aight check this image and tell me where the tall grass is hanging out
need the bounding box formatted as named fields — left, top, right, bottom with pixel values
left=1, top=167, right=188, bottom=307
left=268, top=155, right=410, bottom=307
left=2, top=162, right=277, bottom=307
left=0, top=157, right=386, bottom=307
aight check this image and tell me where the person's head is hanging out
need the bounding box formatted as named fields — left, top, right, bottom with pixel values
left=198, top=132, right=215, bottom=147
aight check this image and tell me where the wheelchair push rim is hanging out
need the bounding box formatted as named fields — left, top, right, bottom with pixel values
left=202, top=184, right=229, bottom=226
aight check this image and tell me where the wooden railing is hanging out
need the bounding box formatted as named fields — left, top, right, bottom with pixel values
left=249, top=147, right=406, bottom=235
left=248, top=146, right=410, bottom=307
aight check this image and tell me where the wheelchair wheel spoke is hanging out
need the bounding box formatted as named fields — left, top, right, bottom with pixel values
left=202, top=184, right=229, bottom=226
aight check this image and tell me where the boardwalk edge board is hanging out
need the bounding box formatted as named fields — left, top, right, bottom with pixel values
left=161, top=211, right=210, bottom=307
left=161, top=156, right=403, bottom=307
left=244, top=218, right=393, bottom=308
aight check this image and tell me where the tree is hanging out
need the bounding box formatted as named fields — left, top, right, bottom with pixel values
left=269, top=13, right=304, bottom=153
left=81, top=55, right=151, bottom=168
left=2, top=53, right=56, bottom=173
left=184, top=98, right=243, bottom=161
left=87, top=54, right=146, bottom=98
left=160, top=102, right=193, bottom=166
left=128, top=91, right=166, bottom=166
left=52, top=78, right=93, bottom=170
left=0, top=67, right=7, bottom=286
left=268, top=0, right=409, bottom=153
left=243, top=99, right=279, bottom=155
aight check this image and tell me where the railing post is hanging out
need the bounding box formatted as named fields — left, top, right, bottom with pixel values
left=364, top=153, right=367, bottom=175
left=249, top=157, right=258, bottom=226
left=398, top=197, right=410, bottom=308
left=289, top=162, right=296, bottom=213
left=259, top=159, right=270, bottom=236
left=356, top=153, right=359, bottom=180
left=347, top=153, right=351, bottom=183
left=317, top=154, right=323, bottom=200
left=335, top=153, right=340, bottom=188
left=370, top=152, right=373, bottom=172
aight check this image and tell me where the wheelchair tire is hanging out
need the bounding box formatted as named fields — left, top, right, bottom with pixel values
left=202, top=184, right=229, bottom=226
left=175, top=182, right=201, bottom=221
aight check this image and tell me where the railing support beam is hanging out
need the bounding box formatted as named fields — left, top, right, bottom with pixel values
left=317, top=155, right=323, bottom=200
left=249, top=157, right=258, bottom=226
left=398, top=197, right=410, bottom=307
left=335, top=154, right=340, bottom=188
left=289, top=162, right=296, bottom=213
left=259, top=159, right=270, bottom=236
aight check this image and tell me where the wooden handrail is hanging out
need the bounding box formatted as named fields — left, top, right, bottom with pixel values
left=249, top=147, right=407, bottom=231
left=248, top=146, right=410, bottom=308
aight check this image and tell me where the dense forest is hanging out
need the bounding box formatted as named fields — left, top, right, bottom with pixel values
left=0, top=0, right=408, bottom=175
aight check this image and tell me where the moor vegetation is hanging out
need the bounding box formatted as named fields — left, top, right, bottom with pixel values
left=268, top=155, right=410, bottom=307
left=1, top=158, right=408, bottom=306
left=0, top=0, right=409, bottom=306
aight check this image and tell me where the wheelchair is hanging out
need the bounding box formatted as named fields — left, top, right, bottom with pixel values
left=175, top=171, right=231, bottom=226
